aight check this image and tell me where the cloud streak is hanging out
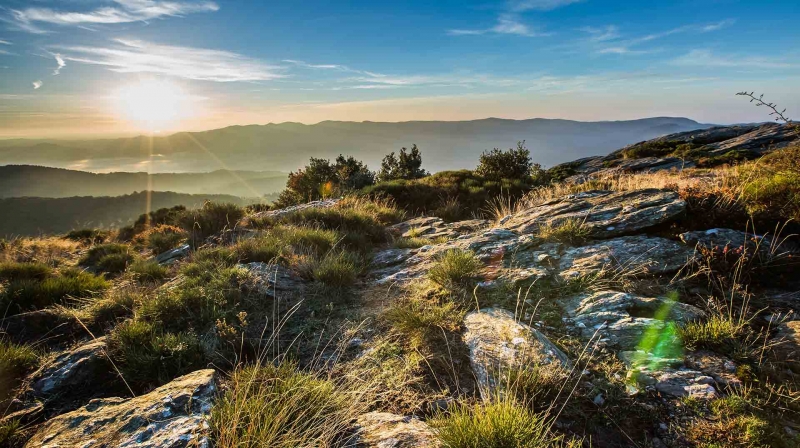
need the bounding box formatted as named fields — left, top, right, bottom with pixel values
left=32, top=80, right=42, bottom=89
left=509, top=0, right=582, bottom=12
left=448, top=14, right=549, bottom=37
left=672, top=49, right=796, bottom=69
left=8, top=0, right=218, bottom=32
left=55, top=38, right=285, bottom=82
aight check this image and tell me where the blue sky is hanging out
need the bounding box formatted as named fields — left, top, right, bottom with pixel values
left=0, top=0, right=798, bottom=137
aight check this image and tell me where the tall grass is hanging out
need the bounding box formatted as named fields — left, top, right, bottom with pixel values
left=428, top=249, right=482, bottom=289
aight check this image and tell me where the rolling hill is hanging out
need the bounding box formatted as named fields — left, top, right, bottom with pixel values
left=0, top=117, right=710, bottom=173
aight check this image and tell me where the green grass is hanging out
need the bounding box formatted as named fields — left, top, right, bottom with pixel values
left=136, top=225, right=188, bottom=255
left=536, top=218, right=592, bottom=244
left=178, top=202, right=246, bottom=243
left=0, top=340, right=39, bottom=384
left=210, top=361, right=362, bottom=448
left=428, top=249, right=482, bottom=289
left=107, top=320, right=206, bottom=391
left=431, top=396, right=576, bottom=448
left=0, top=262, right=51, bottom=281
left=393, top=236, right=449, bottom=249
left=678, top=315, right=747, bottom=355
left=311, top=251, right=360, bottom=287
left=0, top=267, right=109, bottom=314
left=79, top=243, right=131, bottom=266
left=64, top=228, right=110, bottom=243
left=81, top=289, right=138, bottom=328
left=129, top=260, right=169, bottom=281
left=96, top=252, right=135, bottom=274
left=0, top=419, right=26, bottom=448
left=382, top=296, right=463, bottom=349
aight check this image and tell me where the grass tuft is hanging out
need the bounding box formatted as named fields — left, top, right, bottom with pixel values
left=428, top=249, right=481, bottom=289
left=536, top=218, right=592, bottom=245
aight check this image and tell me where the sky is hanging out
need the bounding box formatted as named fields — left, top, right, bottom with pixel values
left=0, top=0, right=798, bottom=138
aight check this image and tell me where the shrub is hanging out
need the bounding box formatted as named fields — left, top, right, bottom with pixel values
left=434, top=197, right=463, bottom=222
left=0, top=268, right=109, bottom=314
left=108, top=320, right=205, bottom=391
left=97, top=252, right=135, bottom=274
left=0, top=262, right=51, bottom=281
left=312, top=251, right=360, bottom=287
left=134, top=224, right=188, bottom=255
left=79, top=243, right=131, bottom=268
left=428, top=249, right=481, bottom=289
left=233, top=237, right=284, bottom=263
left=82, top=290, right=138, bottom=328
left=129, top=260, right=169, bottom=282
left=178, top=202, right=245, bottom=242
left=261, top=202, right=392, bottom=245
left=377, top=144, right=428, bottom=182
left=431, top=396, right=574, bottom=448
left=536, top=218, right=591, bottom=244
left=211, top=361, right=360, bottom=448
left=276, top=155, right=375, bottom=207
left=64, top=228, right=109, bottom=243
left=475, top=141, right=534, bottom=181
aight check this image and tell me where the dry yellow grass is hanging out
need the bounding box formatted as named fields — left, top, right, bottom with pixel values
left=0, top=237, right=82, bottom=267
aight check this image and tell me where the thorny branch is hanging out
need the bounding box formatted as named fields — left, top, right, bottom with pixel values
left=736, top=91, right=792, bottom=123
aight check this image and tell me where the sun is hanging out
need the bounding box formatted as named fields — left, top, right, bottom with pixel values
left=113, top=79, right=191, bottom=132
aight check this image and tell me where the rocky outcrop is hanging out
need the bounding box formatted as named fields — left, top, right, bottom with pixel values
left=354, top=412, right=438, bottom=447
left=684, top=350, right=742, bottom=390
left=610, top=125, right=759, bottom=158
left=244, top=261, right=306, bottom=297
left=564, top=157, right=695, bottom=184
left=26, top=369, right=217, bottom=448
left=703, top=123, right=800, bottom=155
left=653, top=370, right=718, bottom=399
left=561, top=291, right=704, bottom=351
left=463, top=308, right=569, bottom=399
left=772, top=320, right=800, bottom=373
left=501, top=189, right=686, bottom=239
left=680, top=228, right=776, bottom=255
left=248, top=198, right=340, bottom=221
left=387, top=217, right=489, bottom=241
left=30, top=337, right=115, bottom=398
left=155, top=243, right=191, bottom=265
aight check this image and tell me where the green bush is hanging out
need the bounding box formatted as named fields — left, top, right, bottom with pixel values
left=428, top=249, right=481, bottom=289
left=211, top=361, right=354, bottom=448
left=80, top=243, right=132, bottom=269
left=475, top=142, right=534, bottom=181
left=82, top=290, right=138, bottom=328
left=129, top=260, right=169, bottom=282
left=431, top=396, right=574, bottom=448
left=64, top=228, right=110, bottom=243
left=97, top=252, right=135, bottom=274
left=0, top=262, right=51, bottom=281
left=108, top=320, right=206, bottom=391
left=377, top=144, right=429, bottom=182
left=233, top=237, right=284, bottom=263
left=133, top=224, right=188, bottom=255
left=312, top=251, right=360, bottom=287
left=0, top=268, right=109, bottom=314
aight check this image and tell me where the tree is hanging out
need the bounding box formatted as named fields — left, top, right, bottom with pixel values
left=277, top=155, right=375, bottom=206
left=377, top=144, right=429, bottom=182
left=335, top=155, right=375, bottom=190
left=475, top=141, right=534, bottom=181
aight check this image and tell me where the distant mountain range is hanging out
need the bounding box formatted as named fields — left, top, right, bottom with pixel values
left=0, top=117, right=711, bottom=173
left=0, top=166, right=287, bottom=199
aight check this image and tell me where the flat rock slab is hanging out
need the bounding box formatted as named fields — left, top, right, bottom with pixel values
left=679, top=228, right=777, bottom=256
left=388, top=217, right=490, bottom=241
left=247, top=198, right=340, bottom=222
left=155, top=244, right=191, bottom=265
left=501, top=189, right=685, bottom=239
left=562, top=290, right=704, bottom=351
left=243, top=262, right=305, bottom=297
left=31, top=337, right=114, bottom=398
left=654, top=370, right=718, bottom=399
left=772, top=321, right=800, bottom=373
left=354, top=412, right=438, bottom=447
left=463, top=308, right=569, bottom=399
left=557, top=235, right=694, bottom=280
left=704, top=123, right=799, bottom=155
left=26, top=369, right=217, bottom=448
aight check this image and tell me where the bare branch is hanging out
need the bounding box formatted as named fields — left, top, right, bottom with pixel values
left=736, top=91, right=792, bottom=123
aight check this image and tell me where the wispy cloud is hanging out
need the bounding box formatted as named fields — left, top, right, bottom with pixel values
left=53, top=53, right=65, bottom=75
left=509, top=0, right=582, bottom=12
left=0, top=39, right=11, bottom=45
left=32, top=80, right=42, bottom=89
left=672, top=49, right=796, bottom=69
left=578, top=20, right=735, bottom=56
left=702, top=19, right=736, bottom=32
left=448, top=14, right=549, bottom=37
left=55, top=38, right=285, bottom=82
left=7, top=0, right=218, bottom=32
left=282, top=60, right=350, bottom=71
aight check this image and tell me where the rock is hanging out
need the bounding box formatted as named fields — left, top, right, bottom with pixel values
left=463, top=308, right=569, bottom=399
left=557, top=235, right=694, bottom=280
left=26, top=369, right=217, bottom=448
left=372, top=249, right=416, bottom=270
left=684, top=350, right=742, bottom=389
left=501, top=189, right=686, bottom=239
left=30, top=337, right=115, bottom=398
left=704, top=122, right=800, bottom=155
left=354, top=412, right=438, bottom=447
left=248, top=198, right=341, bottom=222
left=562, top=290, right=704, bottom=351
left=155, top=244, right=191, bottom=265
left=565, top=157, right=695, bottom=184
left=243, top=262, right=305, bottom=297
left=609, top=125, right=759, bottom=159
left=387, top=217, right=490, bottom=241
left=654, top=370, right=718, bottom=399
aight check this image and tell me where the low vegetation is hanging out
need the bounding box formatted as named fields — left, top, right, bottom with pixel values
left=0, top=266, right=109, bottom=314
left=428, top=249, right=482, bottom=289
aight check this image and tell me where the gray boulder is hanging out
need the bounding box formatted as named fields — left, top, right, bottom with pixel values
left=26, top=369, right=217, bottom=448
left=388, top=217, right=490, bottom=241
left=501, top=189, right=686, bottom=239
left=155, top=244, right=191, bottom=265
left=31, top=337, right=114, bottom=398
left=354, top=412, right=438, bottom=447
left=463, top=308, right=569, bottom=399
